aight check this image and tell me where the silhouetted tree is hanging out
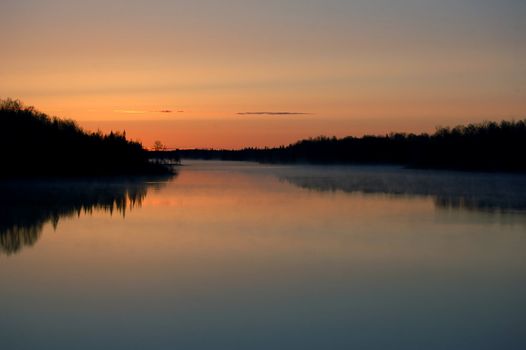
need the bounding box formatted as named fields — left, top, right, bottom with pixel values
left=0, top=98, right=175, bottom=177
left=178, top=119, right=526, bottom=172
left=153, top=140, right=167, bottom=151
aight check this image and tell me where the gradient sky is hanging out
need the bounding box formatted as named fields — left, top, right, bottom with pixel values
left=1, top=0, right=525, bottom=148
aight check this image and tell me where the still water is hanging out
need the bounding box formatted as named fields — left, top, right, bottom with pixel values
left=1, top=160, right=526, bottom=349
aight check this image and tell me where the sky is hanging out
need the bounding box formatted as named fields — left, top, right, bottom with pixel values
left=1, top=0, right=525, bottom=148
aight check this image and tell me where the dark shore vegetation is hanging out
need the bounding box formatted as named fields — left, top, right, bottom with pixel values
left=0, top=98, right=174, bottom=177
left=178, top=119, right=526, bottom=172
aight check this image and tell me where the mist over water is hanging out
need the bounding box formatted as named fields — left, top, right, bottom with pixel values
left=1, top=161, right=525, bottom=349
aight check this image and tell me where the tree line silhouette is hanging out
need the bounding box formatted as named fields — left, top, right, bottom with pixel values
left=3, top=98, right=523, bottom=172
left=178, top=119, right=526, bottom=172
left=0, top=98, right=174, bottom=177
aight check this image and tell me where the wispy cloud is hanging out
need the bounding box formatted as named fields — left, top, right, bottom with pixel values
left=113, top=110, right=147, bottom=114
left=114, top=109, right=181, bottom=114
left=237, top=111, right=312, bottom=116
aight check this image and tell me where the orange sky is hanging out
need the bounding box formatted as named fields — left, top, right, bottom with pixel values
left=1, top=0, right=525, bottom=149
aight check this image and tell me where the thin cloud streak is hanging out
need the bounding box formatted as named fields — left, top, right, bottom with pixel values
left=114, top=109, right=177, bottom=114
left=113, top=110, right=147, bottom=114
left=237, top=112, right=312, bottom=116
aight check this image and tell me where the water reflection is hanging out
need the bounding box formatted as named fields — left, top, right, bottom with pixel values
left=277, top=166, right=526, bottom=212
left=0, top=176, right=174, bottom=255
left=1, top=162, right=525, bottom=350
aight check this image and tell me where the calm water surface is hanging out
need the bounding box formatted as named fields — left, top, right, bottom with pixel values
left=1, top=160, right=526, bottom=349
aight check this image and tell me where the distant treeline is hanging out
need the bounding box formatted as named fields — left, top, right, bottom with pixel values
left=0, top=98, right=173, bottom=177
left=178, top=119, right=526, bottom=172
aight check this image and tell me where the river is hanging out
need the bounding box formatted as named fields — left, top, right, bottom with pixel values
left=1, top=160, right=525, bottom=349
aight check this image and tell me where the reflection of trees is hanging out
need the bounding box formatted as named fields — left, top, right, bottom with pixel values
left=279, top=167, right=526, bottom=212
left=0, top=176, right=174, bottom=255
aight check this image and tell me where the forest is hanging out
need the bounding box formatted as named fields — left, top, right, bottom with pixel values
left=178, top=119, right=526, bottom=172
left=0, top=98, right=174, bottom=177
